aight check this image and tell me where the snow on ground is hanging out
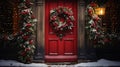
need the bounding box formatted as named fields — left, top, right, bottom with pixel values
left=0, top=59, right=120, bottom=67
left=75, top=59, right=120, bottom=67
left=0, top=60, right=47, bottom=67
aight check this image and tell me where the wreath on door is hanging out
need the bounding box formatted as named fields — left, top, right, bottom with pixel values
left=50, top=6, right=75, bottom=39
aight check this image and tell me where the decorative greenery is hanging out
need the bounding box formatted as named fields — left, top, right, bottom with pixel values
left=86, top=2, right=105, bottom=45
left=16, top=0, right=36, bottom=63
left=50, top=6, right=75, bottom=39
left=86, top=2, right=120, bottom=48
left=2, top=0, right=37, bottom=63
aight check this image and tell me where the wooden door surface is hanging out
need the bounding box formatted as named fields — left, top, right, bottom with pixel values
left=45, top=0, right=78, bottom=62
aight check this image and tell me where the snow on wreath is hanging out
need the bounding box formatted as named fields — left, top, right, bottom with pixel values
left=50, top=6, right=75, bottom=39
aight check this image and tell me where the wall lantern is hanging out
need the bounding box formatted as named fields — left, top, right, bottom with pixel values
left=95, top=7, right=105, bottom=15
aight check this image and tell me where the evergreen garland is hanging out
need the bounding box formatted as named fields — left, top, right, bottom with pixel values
left=86, top=2, right=119, bottom=48
left=3, top=0, right=37, bottom=63
left=17, top=0, right=37, bottom=63
left=86, top=2, right=106, bottom=45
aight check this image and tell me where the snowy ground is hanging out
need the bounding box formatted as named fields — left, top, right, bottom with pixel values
left=0, top=59, right=120, bottom=67
left=75, top=59, right=120, bottom=67
left=0, top=60, right=47, bottom=67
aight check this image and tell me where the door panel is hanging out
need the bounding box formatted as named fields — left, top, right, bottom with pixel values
left=49, top=40, right=58, bottom=55
left=45, top=0, right=77, bottom=62
left=64, top=40, right=74, bottom=55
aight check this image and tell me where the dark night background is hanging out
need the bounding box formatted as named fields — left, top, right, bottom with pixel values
left=0, top=0, right=120, bottom=62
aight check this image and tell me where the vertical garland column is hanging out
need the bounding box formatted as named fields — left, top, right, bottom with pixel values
left=33, top=0, right=45, bottom=62
left=17, top=0, right=37, bottom=63
left=77, top=0, right=87, bottom=61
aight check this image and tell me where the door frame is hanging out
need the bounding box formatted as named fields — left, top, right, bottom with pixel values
left=33, top=0, right=86, bottom=62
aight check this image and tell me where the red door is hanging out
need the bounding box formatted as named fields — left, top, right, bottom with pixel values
left=45, top=0, right=78, bottom=62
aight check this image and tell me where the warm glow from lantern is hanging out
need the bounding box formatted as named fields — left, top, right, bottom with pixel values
left=95, top=7, right=105, bottom=15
